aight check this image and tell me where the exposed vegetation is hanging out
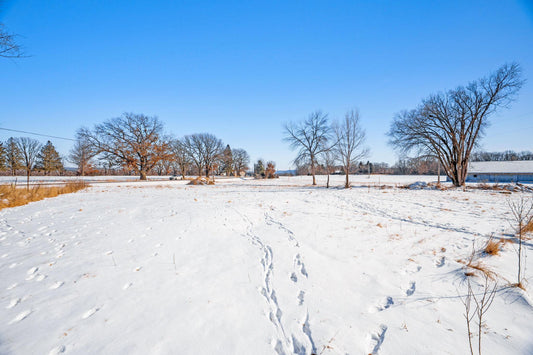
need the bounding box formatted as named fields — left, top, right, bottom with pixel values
left=0, top=181, right=88, bottom=210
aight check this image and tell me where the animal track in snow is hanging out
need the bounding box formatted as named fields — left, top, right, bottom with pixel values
left=369, top=297, right=394, bottom=313
left=366, top=324, right=387, bottom=354
left=9, top=310, right=32, bottom=324
left=27, top=267, right=39, bottom=275
left=123, top=282, right=132, bottom=290
left=36, top=274, right=47, bottom=282
left=82, top=307, right=99, bottom=319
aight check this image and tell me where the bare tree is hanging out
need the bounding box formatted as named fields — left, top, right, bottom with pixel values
left=0, top=23, right=24, bottom=58
left=79, top=113, right=171, bottom=180
left=16, top=137, right=42, bottom=188
left=461, top=274, right=498, bottom=355
left=183, top=133, right=224, bottom=179
left=320, top=148, right=337, bottom=188
left=508, top=196, right=533, bottom=286
left=232, top=148, right=250, bottom=176
left=334, top=109, right=369, bottom=188
left=171, top=138, right=191, bottom=179
left=69, top=132, right=97, bottom=176
left=389, top=63, right=523, bottom=187
left=284, top=111, right=332, bottom=185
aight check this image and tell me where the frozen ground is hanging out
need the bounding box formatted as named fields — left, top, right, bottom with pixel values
left=0, top=175, right=532, bottom=354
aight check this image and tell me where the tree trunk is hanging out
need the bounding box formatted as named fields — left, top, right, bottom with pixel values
left=327, top=174, right=330, bottom=188
left=26, top=169, right=30, bottom=190
left=344, top=169, right=350, bottom=189
left=311, top=160, right=316, bottom=185
left=140, top=170, right=147, bottom=180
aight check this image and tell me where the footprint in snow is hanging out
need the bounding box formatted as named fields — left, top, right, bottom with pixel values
left=298, top=291, right=305, bottom=305
left=6, top=298, right=21, bottom=309
left=290, top=272, right=298, bottom=283
left=134, top=266, right=142, bottom=272
left=49, top=281, right=64, bottom=290
left=9, top=310, right=32, bottom=324
left=366, top=324, right=387, bottom=354
left=49, top=345, right=66, bottom=355
left=9, top=263, right=18, bottom=269
left=369, top=297, right=394, bottom=313
left=435, top=256, right=445, bottom=268
left=7, top=283, right=18, bottom=290
left=82, top=307, right=99, bottom=319
left=123, top=283, right=132, bottom=290
left=36, top=274, right=47, bottom=282
left=104, top=251, right=113, bottom=256
left=404, top=281, right=416, bottom=296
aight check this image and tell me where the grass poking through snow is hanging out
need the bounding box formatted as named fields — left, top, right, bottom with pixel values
left=0, top=181, right=89, bottom=210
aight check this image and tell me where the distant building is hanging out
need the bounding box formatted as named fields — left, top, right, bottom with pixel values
left=464, top=161, right=533, bottom=183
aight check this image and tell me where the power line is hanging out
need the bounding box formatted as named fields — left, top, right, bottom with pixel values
left=0, top=127, right=76, bottom=141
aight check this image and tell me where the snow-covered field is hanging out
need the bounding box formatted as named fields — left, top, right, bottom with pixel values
left=1, top=175, right=532, bottom=354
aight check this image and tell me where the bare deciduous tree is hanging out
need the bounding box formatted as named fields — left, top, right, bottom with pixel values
left=16, top=137, right=42, bottom=188
left=508, top=196, right=533, bottom=286
left=334, top=109, right=369, bottom=188
left=320, top=148, right=337, bottom=188
left=171, top=138, right=191, bottom=179
left=0, top=23, right=24, bottom=58
left=79, top=113, right=171, bottom=180
left=388, top=63, right=523, bottom=186
left=69, top=132, right=97, bottom=176
left=183, top=133, right=224, bottom=179
left=284, top=111, right=332, bottom=185
left=232, top=148, right=250, bottom=177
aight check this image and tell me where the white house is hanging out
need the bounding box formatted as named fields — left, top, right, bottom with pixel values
left=465, top=161, right=533, bottom=183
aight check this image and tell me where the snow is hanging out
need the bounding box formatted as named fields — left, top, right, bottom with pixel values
left=1, top=175, right=532, bottom=354
left=469, top=161, right=533, bottom=174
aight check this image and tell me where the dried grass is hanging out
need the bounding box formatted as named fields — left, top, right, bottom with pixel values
left=483, top=237, right=502, bottom=256
left=187, top=177, right=215, bottom=185
left=0, top=181, right=89, bottom=210
left=521, top=220, right=533, bottom=235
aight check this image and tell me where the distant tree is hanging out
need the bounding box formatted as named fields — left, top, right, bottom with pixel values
left=36, top=141, right=64, bottom=175
left=171, top=138, right=191, bottom=178
left=254, top=159, right=265, bottom=178
left=334, top=109, right=368, bottom=188
left=183, top=133, right=224, bottom=179
left=222, top=145, right=233, bottom=176
left=265, top=161, right=276, bottom=179
left=389, top=63, right=523, bottom=187
left=79, top=113, right=171, bottom=180
left=321, top=148, right=337, bottom=188
left=69, top=133, right=97, bottom=176
left=232, top=148, right=250, bottom=176
left=0, top=23, right=24, bottom=58
left=0, top=141, right=6, bottom=171
left=284, top=111, right=332, bottom=185
left=5, top=137, right=22, bottom=176
left=16, top=137, right=42, bottom=187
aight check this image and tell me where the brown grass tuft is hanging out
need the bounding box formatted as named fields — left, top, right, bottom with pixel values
left=187, top=177, right=215, bottom=185
left=521, top=220, right=533, bottom=235
left=0, top=181, right=89, bottom=211
left=483, top=237, right=502, bottom=256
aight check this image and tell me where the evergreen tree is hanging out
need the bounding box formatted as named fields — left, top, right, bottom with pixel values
left=0, top=141, right=6, bottom=171
left=254, top=159, right=265, bottom=178
left=5, top=137, right=22, bottom=176
left=222, top=144, right=233, bottom=176
left=37, top=141, right=64, bottom=175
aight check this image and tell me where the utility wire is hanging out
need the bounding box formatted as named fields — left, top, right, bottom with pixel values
left=0, top=127, right=76, bottom=141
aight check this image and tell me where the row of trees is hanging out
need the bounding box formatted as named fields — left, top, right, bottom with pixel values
left=74, top=113, right=250, bottom=180
left=0, top=138, right=63, bottom=183
left=470, top=150, right=533, bottom=162
left=284, top=109, right=368, bottom=188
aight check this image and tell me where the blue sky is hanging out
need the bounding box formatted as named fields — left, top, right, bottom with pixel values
left=1, top=0, right=532, bottom=170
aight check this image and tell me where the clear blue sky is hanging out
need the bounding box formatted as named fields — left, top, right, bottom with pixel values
left=1, top=0, right=532, bottom=170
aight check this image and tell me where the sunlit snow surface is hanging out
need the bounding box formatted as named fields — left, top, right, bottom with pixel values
left=1, top=175, right=532, bottom=354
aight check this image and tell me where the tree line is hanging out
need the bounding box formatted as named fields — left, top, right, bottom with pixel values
left=74, top=113, right=250, bottom=181
left=0, top=138, right=63, bottom=184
